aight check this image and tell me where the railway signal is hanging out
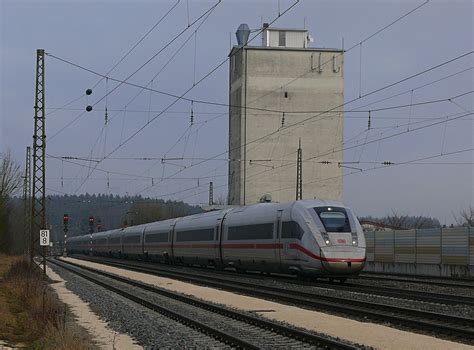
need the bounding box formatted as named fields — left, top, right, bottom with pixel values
left=89, top=216, right=94, bottom=234
left=63, top=214, right=69, bottom=256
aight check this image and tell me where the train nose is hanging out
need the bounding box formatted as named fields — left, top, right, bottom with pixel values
left=321, top=260, right=364, bottom=274
left=320, top=246, right=366, bottom=274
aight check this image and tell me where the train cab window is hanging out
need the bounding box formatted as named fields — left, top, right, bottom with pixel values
left=281, top=221, right=304, bottom=239
left=313, top=207, right=351, bottom=233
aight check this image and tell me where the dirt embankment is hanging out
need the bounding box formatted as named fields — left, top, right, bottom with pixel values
left=0, top=255, right=93, bottom=349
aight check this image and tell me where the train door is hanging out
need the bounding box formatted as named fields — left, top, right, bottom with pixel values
left=275, top=210, right=283, bottom=270
left=169, top=222, right=176, bottom=261
left=215, top=218, right=222, bottom=264
left=140, top=226, right=146, bottom=256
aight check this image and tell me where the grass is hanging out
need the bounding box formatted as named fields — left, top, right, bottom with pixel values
left=0, top=255, right=94, bottom=349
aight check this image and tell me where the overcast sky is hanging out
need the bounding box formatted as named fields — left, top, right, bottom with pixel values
left=1, top=0, right=473, bottom=224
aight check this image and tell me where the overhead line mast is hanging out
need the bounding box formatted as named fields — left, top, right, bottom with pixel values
left=31, top=49, right=47, bottom=274
left=296, top=140, right=302, bottom=201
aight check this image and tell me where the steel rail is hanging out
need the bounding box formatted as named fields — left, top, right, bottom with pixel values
left=48, top=258, right=358, bottom=350
left=354, top=273, right=474, bottom=289
left=68, top=255, right=474, bottom=343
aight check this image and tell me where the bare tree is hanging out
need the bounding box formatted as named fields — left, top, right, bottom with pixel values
left=0, top=150, right=22, bottom=253
left=0, top=150, right=22, bottom=200
left=453, top=206, right=474, bottom=227
left=215, top=194, right=227, bottom=206
left=385, top=209, right=409, bottom=230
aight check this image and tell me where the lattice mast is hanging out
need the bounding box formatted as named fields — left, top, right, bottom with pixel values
left=30, top=49, right=47, bottom=271
left=209, top=182, right=214, bottom=205
left=296, top=139, right=302, bottom=200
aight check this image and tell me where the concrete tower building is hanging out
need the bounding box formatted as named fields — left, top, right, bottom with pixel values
left=228, top=25, right=344, bottom=205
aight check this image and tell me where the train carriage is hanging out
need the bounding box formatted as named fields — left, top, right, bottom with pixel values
left=221, top=202, right=285, bottom=272
left=122, top=224, right=146, bottom=258
left=143, top=218, right=178, bottom=262
left=67, top=234, right=91, bottom=255
left=107, top=229, right=123, bottom=257
left=91, top=231, right=109, bottom=256
left=172, top=209, right=232, bottom=266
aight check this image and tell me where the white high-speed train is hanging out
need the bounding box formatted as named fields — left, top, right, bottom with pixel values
left=67, top=199, right=366, bottom=280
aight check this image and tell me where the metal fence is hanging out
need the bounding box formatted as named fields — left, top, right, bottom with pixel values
left=365, top=227, right=474, bottom=266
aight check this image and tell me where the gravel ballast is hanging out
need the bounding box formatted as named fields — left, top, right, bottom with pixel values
left=49, top=263, right=227, bottom=349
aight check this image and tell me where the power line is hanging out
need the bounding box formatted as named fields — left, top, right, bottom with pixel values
left=148, top=104, right=474, bottom=201
left=54, top=2, right=222, bottom=194
left=71, top=1, right=300, bottom=194
left=46, top=0, right=180, bottom=120
left=132, top=51, right=474, bottom=196
left=42, top=78, right=471, bottom=117
left=350, top=66, right=474, bottom=111
left=46, top=1, right=221, bottom=142
left=47, top=0, right=456, bottom=202
left=239, top=109, right=474, bottom=184
left=178, top=146, right=474, bottom=203
left=46, top=1, right=222, bottom=109
left=80, top=1, right=445, bottom=194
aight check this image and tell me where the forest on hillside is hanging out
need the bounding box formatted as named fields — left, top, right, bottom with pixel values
left=4, top=194, right=203, bottom=254
left=46, top=194, right=203, bottom=239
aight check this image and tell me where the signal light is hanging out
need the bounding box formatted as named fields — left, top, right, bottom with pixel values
left=63, top=214, right=69, bottom=225
left=89, top=216, right=94, bottom=224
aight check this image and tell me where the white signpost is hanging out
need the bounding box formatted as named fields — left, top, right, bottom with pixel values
left=40, top=230, right=50, bottom=246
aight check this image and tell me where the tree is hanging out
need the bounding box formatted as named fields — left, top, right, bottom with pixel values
left=215, top=194, right=227, bottom=206
left=453, top=206, right=474, bottom=227
left=0, top=150, right=23, bottom=253
left=0, top=150, right=22, bottom=199
left=360, top=210, right=441, bottom=230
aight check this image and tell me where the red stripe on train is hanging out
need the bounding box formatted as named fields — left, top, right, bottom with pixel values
left=172, top=242, right=365, bottom=263
left=288, top=243, right=366, bottom=262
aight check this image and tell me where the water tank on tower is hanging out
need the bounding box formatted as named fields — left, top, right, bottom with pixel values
left=236, top=23, right=250, bottom=46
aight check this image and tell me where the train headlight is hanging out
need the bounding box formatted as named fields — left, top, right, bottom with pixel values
left=351, top=232, right=358, bottom=246
left=325, top=239, right=330, bottom=245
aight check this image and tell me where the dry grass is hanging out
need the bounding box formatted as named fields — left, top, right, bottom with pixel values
left=0, top=255, right=94, bottom=349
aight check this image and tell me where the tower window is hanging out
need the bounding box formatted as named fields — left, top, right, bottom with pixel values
left=278, top=31, right=286, bottom=46
left=284, top=91, right=288, bottom=98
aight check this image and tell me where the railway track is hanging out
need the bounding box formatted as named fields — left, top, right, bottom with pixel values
left=354, top=273, right=474, bottom=289
left=67, top=255, right=474, bottom=343
left=72, top=255, right=474, bottom=306
left=48, top=258, right=358, bottom=349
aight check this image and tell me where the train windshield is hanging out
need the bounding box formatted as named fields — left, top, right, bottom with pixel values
left=313, top=207, right=351, bottom=233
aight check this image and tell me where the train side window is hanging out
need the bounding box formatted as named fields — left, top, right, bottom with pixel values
left=228, top=223, right=274, bottom=240
left=123, top=235, right=140, bottom=244
left=109, top=237, right=121, bottom=244
left=146, top=232, right=168, bottom=243
left=176, top=228, right=214, bottom=242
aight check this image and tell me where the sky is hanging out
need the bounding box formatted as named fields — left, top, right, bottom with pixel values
left=1, top=0, right=473, bottom=224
